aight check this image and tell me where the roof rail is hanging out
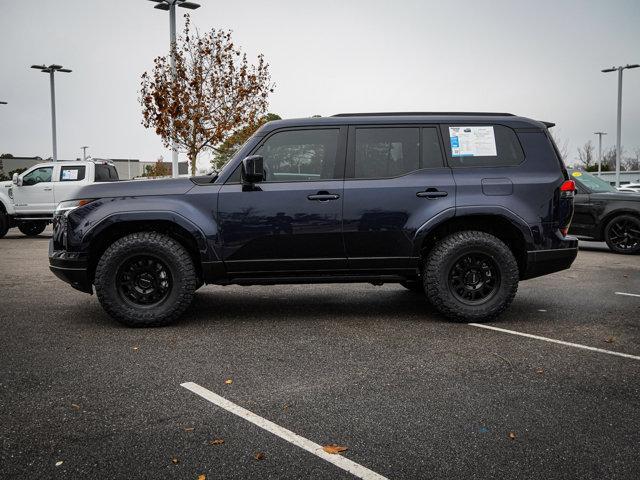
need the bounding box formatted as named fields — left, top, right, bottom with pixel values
left=331, top=112, right=515, bottom=117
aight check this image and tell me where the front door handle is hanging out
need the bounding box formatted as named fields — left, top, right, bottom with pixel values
left=307, top=191, right=340, bottom=201
left=43, top=187, right=53, bottom=191
left=416, top=188, right=448, bottom=199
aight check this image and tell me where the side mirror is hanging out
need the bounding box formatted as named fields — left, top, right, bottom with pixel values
left=12, top=173, right=21, bottom=186
left=241, top=155, right=264, bottom=184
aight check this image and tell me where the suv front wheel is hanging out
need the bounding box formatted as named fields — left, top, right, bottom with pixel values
left=424, top=231, right=519, bottom=322
left=94, top=232, right=197, bottom=327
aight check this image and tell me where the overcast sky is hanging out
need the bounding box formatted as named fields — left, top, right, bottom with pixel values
left=1, top=0, right=639, bottom=170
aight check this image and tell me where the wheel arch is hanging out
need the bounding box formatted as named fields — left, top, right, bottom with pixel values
left=415, top=209, right=533, bottom=277
left=597, top=209, right=640, bottom=240
left=84, top=213, right=212, bottom=284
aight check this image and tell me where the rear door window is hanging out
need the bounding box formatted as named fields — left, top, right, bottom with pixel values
left=60, top=166, right=86, bottom=181
left=353, top=127, right=420, bottom=179
left=443, top=124, right=524, bottom=167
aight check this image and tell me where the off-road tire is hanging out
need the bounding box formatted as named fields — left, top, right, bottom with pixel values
left=400, top=280, right=424, bottom=293
left=18, top=221, right=47, bottom=237
left=604, top=214, right=640, bottom=254
left=94, top=232, right=197, bottom=327
left=424, top=231, right=519, bottom=322
left=0, top=212, right=9, bottom=238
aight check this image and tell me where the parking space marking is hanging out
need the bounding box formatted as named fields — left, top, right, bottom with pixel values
left=468, top=324, right=640, bottom=361
left=180, top=382, right=389, bottom=480
left=615, top=292, right=640, bottom=298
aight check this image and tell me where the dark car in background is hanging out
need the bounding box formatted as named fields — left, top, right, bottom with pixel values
left=569, top=169, right=640, bottom=254
left=49, top=113, right=577, bottom=327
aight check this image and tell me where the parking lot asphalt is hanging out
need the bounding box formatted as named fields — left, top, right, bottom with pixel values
left=1, top=229, right=639, bottom=480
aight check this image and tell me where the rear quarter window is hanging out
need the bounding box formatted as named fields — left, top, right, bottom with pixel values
left=442, top=124, right=524, bottom=167
left=95, top=164, right=119, bottom=182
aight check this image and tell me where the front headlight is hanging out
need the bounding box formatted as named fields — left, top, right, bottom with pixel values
left=55, top=199, right=96, bottom=216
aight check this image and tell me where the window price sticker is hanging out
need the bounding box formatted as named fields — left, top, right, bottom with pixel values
left=449, top=126, right=497, bottom=157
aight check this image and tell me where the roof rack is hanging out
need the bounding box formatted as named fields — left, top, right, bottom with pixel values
left=331, top=112, right=515, bottom=117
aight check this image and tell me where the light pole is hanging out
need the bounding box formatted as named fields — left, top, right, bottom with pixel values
left=31, top=64, right=72, bottom=161
left=148, top=0, right=201, bottom=177
left=81, top=146, right=89, bottom=161
left=593, top=132, right=607, bottom=176
left=601, top=64, right=639, bottom=187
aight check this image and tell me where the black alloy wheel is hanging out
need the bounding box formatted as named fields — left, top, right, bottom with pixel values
left=448, top=252, right=501, bottom=305
left=605, top=215, right=640, bottom=254
left=116, top=255, right=172, bottom=307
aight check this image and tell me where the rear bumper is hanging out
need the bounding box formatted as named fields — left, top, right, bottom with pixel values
left=48, top=241, right=93, bottom=294
left=522, top=237, right=578, bottom=280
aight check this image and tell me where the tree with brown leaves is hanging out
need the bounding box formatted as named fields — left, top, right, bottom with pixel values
left=140, top=15, right=274, bottom=175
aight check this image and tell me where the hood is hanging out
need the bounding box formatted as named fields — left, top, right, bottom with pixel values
left=590, top=191, right=640, bottom=202
left=75, top=178, right=194, bottom=200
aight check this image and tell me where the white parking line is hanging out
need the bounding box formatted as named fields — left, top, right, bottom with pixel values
left=468, top=323, right=640, bottom=361
left=180, top=382, right=389, bottom=480
left=615, top=291, right=640, bottom=298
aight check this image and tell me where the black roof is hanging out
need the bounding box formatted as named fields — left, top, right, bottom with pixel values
left=256, top=112, right=548, bottom=135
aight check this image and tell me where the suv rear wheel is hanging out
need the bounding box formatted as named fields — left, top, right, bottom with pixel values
left=424, top=231, right=519, bottom=322
left=94, top=232, right=197, bottom=327
left=18, top=221, right=47, bottom=237
left=604, top=215, right=640, bottom=254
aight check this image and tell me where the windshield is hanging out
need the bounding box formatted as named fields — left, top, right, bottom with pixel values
left=570, top=170, right=617, bottom=193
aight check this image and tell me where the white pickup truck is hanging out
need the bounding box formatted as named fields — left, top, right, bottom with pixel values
left=0, top=160, right=119, bottom=238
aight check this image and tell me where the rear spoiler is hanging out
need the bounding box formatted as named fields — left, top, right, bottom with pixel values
left=542, top=121, right=555, bottom=128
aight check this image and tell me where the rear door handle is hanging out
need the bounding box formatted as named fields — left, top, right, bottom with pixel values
left=416, top=188, right=448, bottom=199
left=43, top=187, right=53, bottom=191
left=307, top=192, right=340, bottom=201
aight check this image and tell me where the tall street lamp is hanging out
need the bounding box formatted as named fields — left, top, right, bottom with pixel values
left=148, top=0, right=201, bottom=177
left=601, top=64, right=639, bottom=187
left=593, top=131, right=607, bottom=176
left=31, top=64, right=72, bottom=161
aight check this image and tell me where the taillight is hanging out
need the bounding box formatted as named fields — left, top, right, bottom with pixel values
left=560, top=227, right=569, bottom=236
left=560, top=180, right=575, bottom=192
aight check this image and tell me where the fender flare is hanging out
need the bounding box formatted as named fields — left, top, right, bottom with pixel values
left=78, top=210, right=219, bottom=262
left=411, top=206, right=536, bottom=257
left=0, top=190, right=15, bottom=215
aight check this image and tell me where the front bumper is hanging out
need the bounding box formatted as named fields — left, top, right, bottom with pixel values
left=522, top=236, right=578, bottom=280
left=49, top=240, right=93, bottom=294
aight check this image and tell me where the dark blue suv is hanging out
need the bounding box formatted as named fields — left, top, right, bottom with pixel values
left=49, top=113, right=577, bottom=327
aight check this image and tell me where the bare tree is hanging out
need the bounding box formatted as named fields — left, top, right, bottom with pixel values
left=577, top=140, right=595, bottom=170
left=550, top=130, right=569, bottom=162
left=601, top=146, right=616, bottom=171
left=622, top=148, right=640, bottom=171
left=140, top=15, right=275, bottom=174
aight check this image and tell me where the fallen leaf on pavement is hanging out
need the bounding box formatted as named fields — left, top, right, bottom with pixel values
left=224, top=379, right=233, bottom=385
left=171, top=457, right=179, bottom=464
left=71, top=404, right=81, bottom=410
left=183, top=427, right=194, bottom=432
left=605, top=337, right=615, bottom=343
left=535, top=368, right=544, bottom=374
left=132, top=346, right=139, bottom=351
left=209, top=439, right=224, bottom=446
left=55, top=461, right=63, bottom=467
left=282, top=404, right=290, bottom=411
left=197, top=475, right=206, bottom=480
left=254, top=452, right=265, bottom=460
left=323, top=444, right=348, bottom=454
left=508, top=431, right=517, bottom=440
